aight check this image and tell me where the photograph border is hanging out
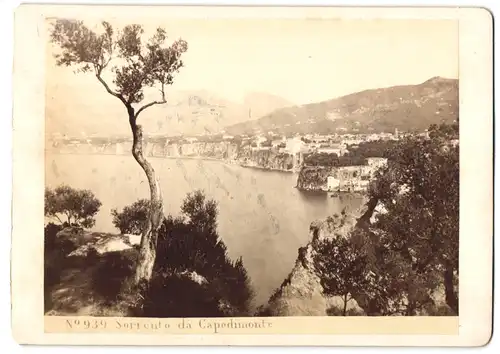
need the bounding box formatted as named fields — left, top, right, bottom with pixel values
left=11, top=4, right=493, bottom=346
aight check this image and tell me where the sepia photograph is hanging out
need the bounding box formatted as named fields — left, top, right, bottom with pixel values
left=43, top=14, right=460, bottom=319
left=10, top=4, right=493, bottom=346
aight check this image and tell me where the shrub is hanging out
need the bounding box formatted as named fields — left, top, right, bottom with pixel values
left=139, top=273, right=224, bottom=318
left=44, top=222, right=63, bottom=252
left=326, top=307, right=365, bottom=316
left=44, top=222, right=76, bottom=312
left=111, top=199, right=150, bottom=234
left=91, top=249, right=137, bottom=304
left=44, top=223, right=76, bottom=286
left=114, top=190, right=255, bottom=317
left=45, top=185, right=102, bottom=228
left=303, top=152, right=367, bottom=167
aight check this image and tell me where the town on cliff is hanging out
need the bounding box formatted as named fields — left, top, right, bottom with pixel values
left=47, top=127, right=426, bottom=193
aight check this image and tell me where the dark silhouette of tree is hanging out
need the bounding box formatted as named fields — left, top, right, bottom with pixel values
left=49, top=19, right=188, bottom=285
left=113, top=191, right=254, bottom=316
left=313, top=234, right=371, bottom=316
left=304, top=152, right=367, bottom=167
left=44, top=222, right=79, bottom=312
left=45, top=185, right=102, bottom=228
left=111, top=199, right=150, bottom=234
left=346, top=139, right=398, bottom=159
left=367, top=121, right=459, bottom=314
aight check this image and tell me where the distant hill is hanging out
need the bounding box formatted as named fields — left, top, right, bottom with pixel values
left=46, top=88, right=293, bottom=139
left=225, top=77, right=458, bottom=136
left=147, top=90, right=294, bottom=136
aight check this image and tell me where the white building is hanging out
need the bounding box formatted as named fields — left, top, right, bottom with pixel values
left=327, top=176, right=341, bottom=191
left=285, top=137, right=306, bottom=154
left=255, top=135, right=268, bottom=147
left=342, top=138, right=364, bottom=146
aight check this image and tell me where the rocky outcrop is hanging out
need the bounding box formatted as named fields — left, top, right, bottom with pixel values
left=236, top=148, right=295, bottom=171
left=296, top=164, right=377, bottom=192
left=296, top=166, right=331, bottom=191
left=55, top=227, right=138, bottom=257
left=164, top=141, right=240, bottom=160
left=262, top=201, right=370, bottom=316
left=49, top=140, right=299, bottom=172
left=261, top=198, right=454, bottom=316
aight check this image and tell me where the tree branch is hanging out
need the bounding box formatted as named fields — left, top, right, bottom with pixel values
left=135, top=99, right=167, bottom=119
left=95, top=73, right=128, bottom=106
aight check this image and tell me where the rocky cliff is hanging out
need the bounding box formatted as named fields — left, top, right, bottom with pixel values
left=50, top=140, right=298, bottom=172
left=260, top=202, right=369, bottom=316
left=296, top=166, right=331, bottom=191
left=236, top=148, right=295, bottom=171
left=260, top=198, right=452, bottom=316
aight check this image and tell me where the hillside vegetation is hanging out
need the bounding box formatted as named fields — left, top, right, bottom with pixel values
left=260, top=122, right=459, bottom=316
left=45, top=191, right=254, bottom=317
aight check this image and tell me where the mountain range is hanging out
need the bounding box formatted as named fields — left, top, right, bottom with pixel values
left=225, top=77, right=458, bottom=136
left=47, top=77, right=458, bottom=139
left=46, top=88, right=293, bottom=138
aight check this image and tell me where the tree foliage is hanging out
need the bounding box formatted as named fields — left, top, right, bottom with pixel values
left=304, top=152, right=367, bottom=167
left=313, top=234, right=371, bottom=316
left=368, top=122, right=459, bottom=314
left=111, top=199, right=150, bottom=234
left=312, top=122, right=459, bottom=316
left=50, top=19, right=187, bottom=111
left=45, top=185, right=102, bottom=228
left=50, top=19, right=189, bottom=285
left=113, top=190, right=255, bottom=316
left=303, top=139, right=397, bottom=168
left=346, top=139, right=398, bottom=159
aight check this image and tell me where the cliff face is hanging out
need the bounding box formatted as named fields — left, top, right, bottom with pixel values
left=163, top=141, right=239, bottom=160
left=236, top=148, right=295, bottom=171
left=263, top=202, right=370, bottom=316
left=296, top=166, right=331, bottom=191
left=262, top=199, right=452, bottom=317
left=50, top=140, right=299, bottom=172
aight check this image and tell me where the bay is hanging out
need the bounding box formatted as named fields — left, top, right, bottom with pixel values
left=45, top=153, right=364, bottom=305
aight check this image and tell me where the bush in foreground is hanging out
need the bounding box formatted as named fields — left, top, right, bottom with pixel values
left=113, top=190, right=255, bottom=317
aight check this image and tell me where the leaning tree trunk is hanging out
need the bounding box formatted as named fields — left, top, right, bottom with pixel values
left=129, top=114, right=164, bottom=286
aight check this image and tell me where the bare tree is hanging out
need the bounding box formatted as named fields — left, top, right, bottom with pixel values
left=50, top=19, right=188, bottom=285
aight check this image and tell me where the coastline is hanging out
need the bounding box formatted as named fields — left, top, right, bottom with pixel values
left=294, top=185, right=367, bottom=197
left=47, top=151, right=298, bottom=174
left=49, top=151, right=372, bottom=192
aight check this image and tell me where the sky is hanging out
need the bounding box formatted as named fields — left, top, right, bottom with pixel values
left=46, top=18, right=458, bottom=105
